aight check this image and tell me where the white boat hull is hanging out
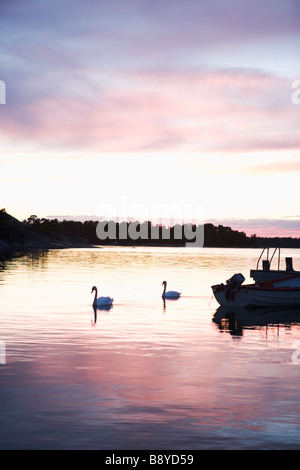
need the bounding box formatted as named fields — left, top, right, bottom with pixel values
left=212, top=284, right=300, bottom=308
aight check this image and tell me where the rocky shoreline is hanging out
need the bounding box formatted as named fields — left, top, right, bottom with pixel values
left=0, top=210, right=94, bottom=256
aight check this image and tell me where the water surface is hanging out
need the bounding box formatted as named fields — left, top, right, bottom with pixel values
left=0, top=247, right=300, bottom=449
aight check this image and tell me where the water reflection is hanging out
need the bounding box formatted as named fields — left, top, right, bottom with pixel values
left=213, top=305, right=300, bottom=336
left=1, top=247, right=300, bottom=449
left=162, top=296, right=181, bottom=311
left=0, top=250, right=46, bottom=276
left=94, top=304, right=113, bottom=312
left=91, top=303, right=113, bottom=325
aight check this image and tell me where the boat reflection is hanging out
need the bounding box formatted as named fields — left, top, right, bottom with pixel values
left=212, top=305, right=300, bottom=336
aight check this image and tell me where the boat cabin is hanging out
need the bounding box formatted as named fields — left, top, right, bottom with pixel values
left=250, top=247, right=299, bottom=283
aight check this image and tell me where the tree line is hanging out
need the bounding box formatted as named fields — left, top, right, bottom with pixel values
left=22, top=215, right=300, bottom=248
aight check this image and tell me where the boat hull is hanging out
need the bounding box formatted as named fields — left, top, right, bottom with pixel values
left=212, top=284, right=300, bottom=308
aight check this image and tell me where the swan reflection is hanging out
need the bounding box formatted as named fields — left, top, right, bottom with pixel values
left=162, top=293, right=182, bottom=312
left=91, top=303, right=113, bottom=325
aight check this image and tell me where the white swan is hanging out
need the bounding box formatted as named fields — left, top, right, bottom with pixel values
left=91, top=286, right=114, bottom=307
left=162, top=281, right=181, bottom=299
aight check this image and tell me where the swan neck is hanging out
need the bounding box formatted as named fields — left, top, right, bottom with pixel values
left=93, top=287, right=98, bottom=304
left=163, top=283, right=166, bottom=294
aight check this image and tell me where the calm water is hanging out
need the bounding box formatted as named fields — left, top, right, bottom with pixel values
left=0, top=246, right=300, bottom=450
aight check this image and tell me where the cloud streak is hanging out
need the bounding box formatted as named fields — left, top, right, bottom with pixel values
left=1, top=0, right=298, bottom=156
left=1, top=67, right=298, bottom=154
left=244, top=160, right=300, bottom=174
left=207, top=217, right=300, bottom=237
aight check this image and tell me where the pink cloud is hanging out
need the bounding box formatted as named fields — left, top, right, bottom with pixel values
left=208, top=217, right=300, bottom=237
left=244, top=160, right=300, bottom=175
left=0, top=68, right=298, bottom=154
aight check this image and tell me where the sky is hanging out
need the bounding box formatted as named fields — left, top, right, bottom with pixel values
left=0, top=0, right=300, bottom=236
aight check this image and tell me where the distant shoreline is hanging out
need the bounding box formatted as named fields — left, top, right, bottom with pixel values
left=1, top=210, right=300, bottom=259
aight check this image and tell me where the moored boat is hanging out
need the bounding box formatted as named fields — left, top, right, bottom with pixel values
left=212, top=273, right=300, bottom=308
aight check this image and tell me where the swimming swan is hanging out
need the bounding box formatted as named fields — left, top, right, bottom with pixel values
left=91, top=286, right=114, bottom=307
left=162, top=281, right=181, bottom=299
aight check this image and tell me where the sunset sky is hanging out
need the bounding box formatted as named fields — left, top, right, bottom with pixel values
left=0, top=0, right=299, bottom=236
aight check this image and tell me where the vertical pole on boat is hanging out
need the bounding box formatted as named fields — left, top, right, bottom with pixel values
left=269, top=247, right=279, bottom=270
left=257, top=247, right=266, bottom=269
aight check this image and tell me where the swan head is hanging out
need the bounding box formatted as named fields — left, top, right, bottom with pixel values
left=162, top=281, right=167, bottom=286
left=91, top=286, right=97, bottom=293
